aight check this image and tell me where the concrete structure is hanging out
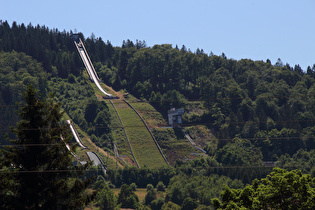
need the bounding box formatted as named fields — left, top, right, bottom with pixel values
left=168, top=108, right=184, bottom=126
left=73, top=35, right=113, bottom=98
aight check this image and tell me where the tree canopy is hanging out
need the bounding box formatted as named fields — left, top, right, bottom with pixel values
left=1, top=20, right=315, bottom=209
left=0, top=85, right=95, bottom=209
left=2, top=21, right=315, bottom=163
left=212, top=168, right=315, bottom=209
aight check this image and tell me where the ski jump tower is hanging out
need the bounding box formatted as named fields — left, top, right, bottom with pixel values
left=73, top=34, right=113, bottom=98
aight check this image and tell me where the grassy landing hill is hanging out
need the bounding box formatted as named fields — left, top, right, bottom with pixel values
left=112, top=99, right=167, bottom=168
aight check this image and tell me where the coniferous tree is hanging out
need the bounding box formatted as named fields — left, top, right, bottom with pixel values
left=0, top=85, right=95, bottom=209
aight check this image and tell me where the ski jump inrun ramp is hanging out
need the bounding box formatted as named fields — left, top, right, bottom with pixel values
left=67, top=120, right=87, bottom=149
left=74, top=37, right=113, bottom=98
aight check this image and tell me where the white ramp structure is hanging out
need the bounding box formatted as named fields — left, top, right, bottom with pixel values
left=60, top=135, right=80, bottom=159
left=86, top=151, right=107, bottom=175
left=73, top=36, right=113, bottom=98
left=67, top=120, right=87, bottom=149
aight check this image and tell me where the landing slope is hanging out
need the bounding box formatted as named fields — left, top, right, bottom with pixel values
left=112, top=99, right=167, bottom=168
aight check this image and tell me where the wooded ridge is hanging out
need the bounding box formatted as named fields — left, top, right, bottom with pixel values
left=1, top=20, right=315, bottom=209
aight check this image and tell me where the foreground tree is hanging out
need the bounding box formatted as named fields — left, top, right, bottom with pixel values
left=95, top=184, right=116, bottom=210
left=0, top=85, right=95, bottom=209
left=117, top=184, right=139, bottom=209
left=212, top=168, right=315, bottom=209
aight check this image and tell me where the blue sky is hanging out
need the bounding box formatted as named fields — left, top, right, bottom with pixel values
left=1, top=0, right=314, bottom=70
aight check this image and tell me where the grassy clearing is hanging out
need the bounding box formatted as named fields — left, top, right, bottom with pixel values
left=79, top=72, right=167, bottom=168
left=112, top=100, right=167, bottom=168
left=78, top=72, right=134, bottom=167
left=105, top=100, right=134, bottom=162
left=152, top=127, right=201, bottom=165
left=112, top=188, right=166, bottom=203
left=184, top=125, right=217, bottom=148
left=113, top=188, right=148, bottom=202
left=130, top=102, right=167, bottom=127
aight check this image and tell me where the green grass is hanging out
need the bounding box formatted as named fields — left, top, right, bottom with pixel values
left=130, top=102, right=167, bottom=127
left=105, top=100, right=134, bottom=161
left=112, top=100, right=167, bottom=168
left=152, top=127, right=201, bottom=165
left=75, top=125, right=122, bottom=169
left=113, top=188, right=147, bottom=203
left=184, top=125, right=217, bottom=147
left=113, top=188, right=166, bottom=203
left=80, top=71, right=167, bottom=168
left=62, top=112, right=123, bottom=169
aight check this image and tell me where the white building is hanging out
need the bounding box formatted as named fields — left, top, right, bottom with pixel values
left=168, top=108, right=184, bottom=126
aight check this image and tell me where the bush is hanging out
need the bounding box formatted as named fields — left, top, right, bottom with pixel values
left=156, top=181, right=166, bottom=192
left=181, top=197, right=198, bottom=210
left=144, top=189, right=157, bottom=205
left=146, top=184, right=154, bottom=192
left=161, top=201, right=181, bottom=210
left=151, top=198, right=165, bottom=210
left=130, top=182, right=137, bottom=191
left=117, top=184, right=139, bottom=209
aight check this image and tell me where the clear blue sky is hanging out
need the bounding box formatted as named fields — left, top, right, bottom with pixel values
left=1, top=0, right=314, bottom=70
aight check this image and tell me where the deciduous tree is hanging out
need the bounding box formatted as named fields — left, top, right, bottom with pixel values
left=212, top=168, right=315, bottom=209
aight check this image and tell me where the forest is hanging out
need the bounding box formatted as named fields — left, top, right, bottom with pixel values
left=1, top=20, right=315, bottom=209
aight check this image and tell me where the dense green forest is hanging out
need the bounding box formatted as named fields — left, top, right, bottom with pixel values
left=1, top=20, right=315, bottom=209
left=1, top=85, right=94, bottom=209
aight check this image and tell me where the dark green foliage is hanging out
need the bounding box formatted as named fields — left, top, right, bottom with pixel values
left=48, top=77, right=112, bottom=151
left=117, top=184, right=139, bottom=209
left=93, top=177, right=116, bottom=210
left=160, top=90, right=187, bottom=111
left=276, top=149, right=315, bottom=174
left=174, top=157, right=220, bottom=171
left=2, top=21, right=315, bottom=209
left=215, top=138, right=263, bottom=166
left=107, top=168, right=176, bottom=188
left=2, top=21, right=315, bottom=164
left=0, top=166, right=16, bottom=208
left=96, top=185, right=116, bottom=210
left=165, top=174, right=243, bottom=206
left=151, top=198, right=165, bottom=210
left=85, top=101, right=99, bottom=123
left=95, top=62, right=118, bottom=86
left=146, top=183, right=154, bottom=192
left=213, top=168, right=315, bottom=209
left=0, top=85, right=94, bottom=209
left=156, top=181, right=166, bottom=192
left=0, top=51, right=48, bottom=144
left=130, top=182, right=137, bottom=191
left=161, top=201, right=181, bottom=210
left=160, top=201, right=180, bottom=210
left=166, top=182, right=188, bottom=206
left=0, top=21, right=113, bottom=77
left=144, top=187, right=157, bottom=205
left=181, top=197, right=198, bottom=210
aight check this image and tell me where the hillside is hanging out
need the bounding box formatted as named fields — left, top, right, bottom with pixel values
left=112, top=99, right=167, bottom=168
left=0, top=51, right=48, bottom=144
left=1, top=21, right=315, bottom=173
